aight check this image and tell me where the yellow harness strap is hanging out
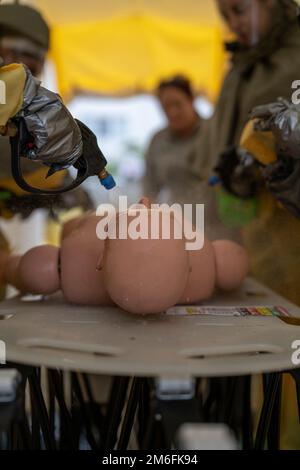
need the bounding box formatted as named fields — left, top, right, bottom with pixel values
left=0, top=63, right=26, bottom=127
left=240, top=119, right=277, bottom=166
left=0, top=167, right=68, bottom=196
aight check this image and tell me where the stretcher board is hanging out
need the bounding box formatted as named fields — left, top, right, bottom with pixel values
left=1, top=278, right=300, bottom=378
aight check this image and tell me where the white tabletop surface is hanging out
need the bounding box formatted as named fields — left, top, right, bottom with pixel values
left=1, top=278, right=300, bottom=378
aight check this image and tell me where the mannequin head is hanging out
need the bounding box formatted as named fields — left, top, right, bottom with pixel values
left=18, top=245, right=60, bottom=295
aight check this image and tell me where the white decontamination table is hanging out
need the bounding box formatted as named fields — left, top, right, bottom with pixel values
left=1, top=277, right=300, bottom=378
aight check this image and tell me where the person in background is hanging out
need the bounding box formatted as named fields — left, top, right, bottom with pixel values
left=143, top=75, right=234, bottom=239
left=0, top=2, right=93, bottom=298
left=201, top=0, right=300, bottom=305
left=143, top=75, right=204, bottom=200
left=205, top=0, right=300, bottom=164
left=0, top=2, right=93, bottom=216
left=206, top=0, right=300, bottom=449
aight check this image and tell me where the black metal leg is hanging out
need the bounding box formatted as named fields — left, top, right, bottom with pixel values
left=142, top=408, right=167, bottom=450
left=29, top=376, right=41, bottom=449
left=267, top=374, right=282, bottom=450
left=254, top=373, right=281, bottom=450
left=221, top=377, right=236, bottom=424
left=104, top=376, right=130, bottom=450
left=28, top=371, right=56, bottom=450
left=117, top=378, right=143, bottom=450
left=71, top=372, right=99, bottom=450
left=10, top=421, right=20, bottom=450
left=47, top=369, right=77, bottom=449
left=226, top=377, right=252, bottom=445
left=203, top=377, right=221, bottom=422
left=81, top=372, right=105, bottom=446
left=289, top=368, right=300, bottom=423
left=18, top=410, right=33, bottom=450
left=241, top=375, right=253, bottom=450
left=137, top=378, right=151, bottom=448
left=47, top=369, right=56, bottom=443
left=104, top=376, right=122, bottom=432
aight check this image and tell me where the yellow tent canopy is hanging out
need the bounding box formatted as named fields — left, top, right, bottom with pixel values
left=28, top=0, right=226, bottom=100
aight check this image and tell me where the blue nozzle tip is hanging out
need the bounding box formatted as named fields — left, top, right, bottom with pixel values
left=209, top=175, right=220, bottom=186
left=100, top=174, right=116, bottom=190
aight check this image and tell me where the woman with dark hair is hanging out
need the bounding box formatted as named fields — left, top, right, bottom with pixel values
left=142, top=75, right=231, bottom=238
left=143, top=75, right=202, bottom=198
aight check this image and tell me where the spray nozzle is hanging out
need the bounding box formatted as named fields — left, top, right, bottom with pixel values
left=98, top=169, right=116, bottom=190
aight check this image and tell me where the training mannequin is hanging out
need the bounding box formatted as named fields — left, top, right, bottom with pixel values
left=2, top=198, right=249, bottom=314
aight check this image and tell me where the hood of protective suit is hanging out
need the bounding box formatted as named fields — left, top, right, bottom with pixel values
left=0, top=3, right=50, bottom=51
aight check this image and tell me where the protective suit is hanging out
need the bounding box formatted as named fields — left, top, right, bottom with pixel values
left=0, top=3, right=49, bottom=53
left=0, top=2, right=93, bottom=221
left=202, top=0, right=300, bottom=167
left=0, top=63, right=83, bottom=167
left=242, top=99, right=300, bottom=306
left=248, top=100, right=300, bottom=220
left=204, top=0, right=300, bottom=306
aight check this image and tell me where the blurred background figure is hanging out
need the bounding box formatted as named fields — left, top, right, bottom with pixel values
left=143, top=75, right=204, bottom=200
left=0, top=2, right=49, bottom=77
left=206, top=0, right=300, bottom=170
left=197, top=1, right=300, bottom=449
left=68, top=81, right=213, bottom=209
left=142, top=74, right=237, bottom=238
left=206, top=0, right=300, bottom=306
left=0, top=2, right=93, bottom=266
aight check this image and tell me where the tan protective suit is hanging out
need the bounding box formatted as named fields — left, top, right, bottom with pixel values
left=200, top=0, right=300, bottom=306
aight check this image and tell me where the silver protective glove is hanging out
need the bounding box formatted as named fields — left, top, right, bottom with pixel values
left=15, top=66, right=83, bottom=170
left=250, top=98, right=300, bottom=160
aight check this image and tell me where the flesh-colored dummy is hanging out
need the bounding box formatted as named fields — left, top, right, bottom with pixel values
left=100, top=197, right=248, bottom=312
left=0, top=250, right=10, bottom=288
left=14, top=215, right=112, bottom=305
left=179, top=239, right=216, bottom=304
left=60, top=215, right=85, bottom=241
left=60, top=211, right=95, bottom=242
left=4, top=198, right=249, bottom=314
left=18, top=245, right=60, bottom=295
left=4, top=255, right=24, bottom=293
left=60, top=215, right=112, bottom=305
left=212, top=240, right=249, bottom=291
left=102, top=204, right=190, bottom=314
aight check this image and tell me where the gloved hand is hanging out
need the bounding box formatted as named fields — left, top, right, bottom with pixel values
left=250, top=98, right=300, bottom=160
left=14, top=66, right=83, bottom=170
left=214, top=146, right=263, bottom=198
left=73, top=120, right=107, bottom=175
left=262, top=156, right=300, bottom=219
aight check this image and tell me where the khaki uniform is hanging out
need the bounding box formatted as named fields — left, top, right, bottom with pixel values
left=197, top=0, right=300, bottom=448
left=143, top=119, right=206, bottom=197
left=200, top=0, right=300, bottom=305
left=143, top=119, right=238, bottom=240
